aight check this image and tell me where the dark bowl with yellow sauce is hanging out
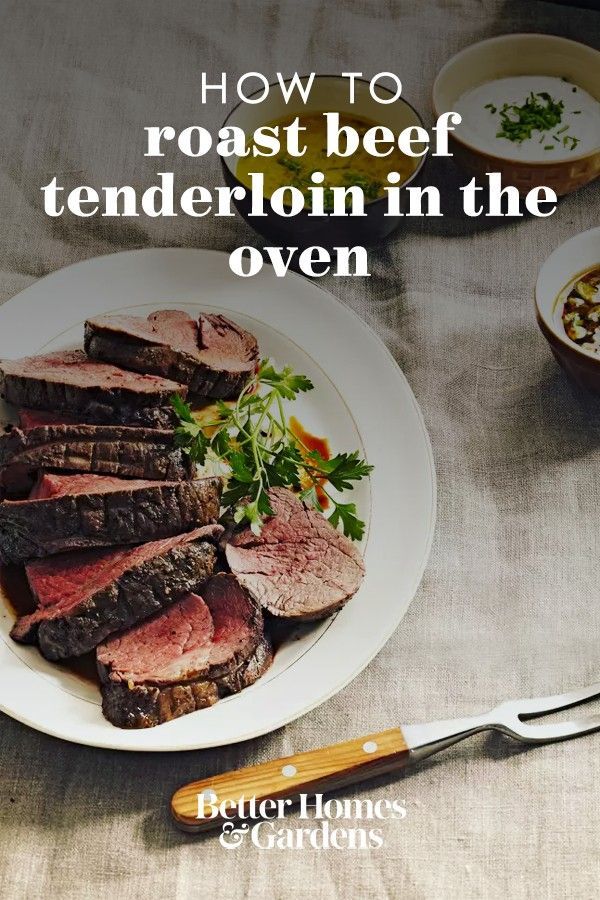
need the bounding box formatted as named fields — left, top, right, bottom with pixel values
left=221, top=75, right=428, bottom=249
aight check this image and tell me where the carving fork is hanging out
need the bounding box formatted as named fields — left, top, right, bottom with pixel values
left=172, top=681, right=600, bottom=832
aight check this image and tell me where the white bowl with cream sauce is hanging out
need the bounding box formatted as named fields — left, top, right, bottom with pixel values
left=433, top=34, right=600, bottom=195
left=455, top=75, right=599, bottom=163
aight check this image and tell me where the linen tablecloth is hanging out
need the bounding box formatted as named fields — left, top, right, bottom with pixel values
left=0, top=1, right=599, bottom=897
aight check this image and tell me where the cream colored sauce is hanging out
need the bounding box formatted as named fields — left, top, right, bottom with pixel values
left=455, top=76, right=600, bottom=161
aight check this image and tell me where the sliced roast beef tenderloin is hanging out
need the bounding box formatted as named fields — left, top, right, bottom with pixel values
left=98, top=575, right=264, bottom=687
left=0, top=350, right=186, bottom=428
left=194, top=313, right=259, bottom=397
left=0, top=472, right=221, bottom=564
left=84, top=310, right=259, bottom=399
left=200, top=573, right=264, bottom=677
left=99, top=676, right=219, bottom=730
left=98, top=634, right=273, bottom=729
left=0, top=422, right=194, bottom=497
left=217, top=635, right=273, bottom=697
left=97, top=575, right=266, bottom=728
left=10, top=524, right=223, bottom=659
left=225, top=487, right=365, bottom=622
left=18, top=409, right=78, bottom=429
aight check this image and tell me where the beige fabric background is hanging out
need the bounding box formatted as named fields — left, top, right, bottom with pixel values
left=0, top=0, right=599, bottom=897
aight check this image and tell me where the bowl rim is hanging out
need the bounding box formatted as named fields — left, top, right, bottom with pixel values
left=220, top=73, right=428, bottom=211
left=534, top=225, right=600, bottom=361
left=432, top=32, right=600, bottom=167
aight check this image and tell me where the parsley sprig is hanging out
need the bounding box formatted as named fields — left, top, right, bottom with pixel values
left=171, top=361, right=372, bottom=540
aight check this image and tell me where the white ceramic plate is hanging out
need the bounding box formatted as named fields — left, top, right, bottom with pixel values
left=0, top=249, right=435, bottom=751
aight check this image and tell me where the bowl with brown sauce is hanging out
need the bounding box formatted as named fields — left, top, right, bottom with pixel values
left=220, top=75, right=427, bottom=248
left=535, top=226, right=600, bottom=393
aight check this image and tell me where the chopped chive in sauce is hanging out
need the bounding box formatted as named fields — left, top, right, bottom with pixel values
left=484, top=90, right=582, bottom=151
left=277, top=155, right=302, bottom=174
left=495, top=92, right=564, bottom=143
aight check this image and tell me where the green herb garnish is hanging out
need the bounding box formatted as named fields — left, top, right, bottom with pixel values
left=277, top=155, right=302, bottom=174
left=487, top=90, right=582, bottom=152
left=495, top=92, right=565, bottom=144
left=274, top=153, right=384, bottom=210
left=340, top=171, right=382, bottom=201
left=171, top=361, right=372, bottom=540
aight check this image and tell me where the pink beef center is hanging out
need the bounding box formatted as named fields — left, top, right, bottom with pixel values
left=198, top=314, right=257, bottom=372
left=148, top=310, right=200, bottom=354
left=97, top=576, right=257, bottom=684
left=19, top=409, right=79, bottom=429
left=25, top=528, right=208, bottom=614
left=87, top=310, right=256, bottom=374
left=225, top=487, right=365, bottom=615
left=98, top=593, right=214, bottom=682
left=91, top=310, right=199, bottom=356
left=29, top=472, right=159, bottom=500
left=203, top=581, right=256, bottom=666
left=7, top=350, right=181, bottom=392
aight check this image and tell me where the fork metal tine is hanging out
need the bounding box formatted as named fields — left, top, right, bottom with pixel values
left=404, top=684, right=600, bottom=762
left=503, top=681, right=600, bottom=718
left=512, top=714, right=600, bottom=743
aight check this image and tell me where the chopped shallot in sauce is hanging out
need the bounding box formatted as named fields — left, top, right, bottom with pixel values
left=562, top=266, right=600, bottom=353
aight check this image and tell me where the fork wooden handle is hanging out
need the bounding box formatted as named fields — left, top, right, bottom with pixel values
left=171, top=727, right=410, bottom=832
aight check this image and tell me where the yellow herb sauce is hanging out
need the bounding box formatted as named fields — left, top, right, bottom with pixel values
left=236, top=112, right=418, bottom=205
